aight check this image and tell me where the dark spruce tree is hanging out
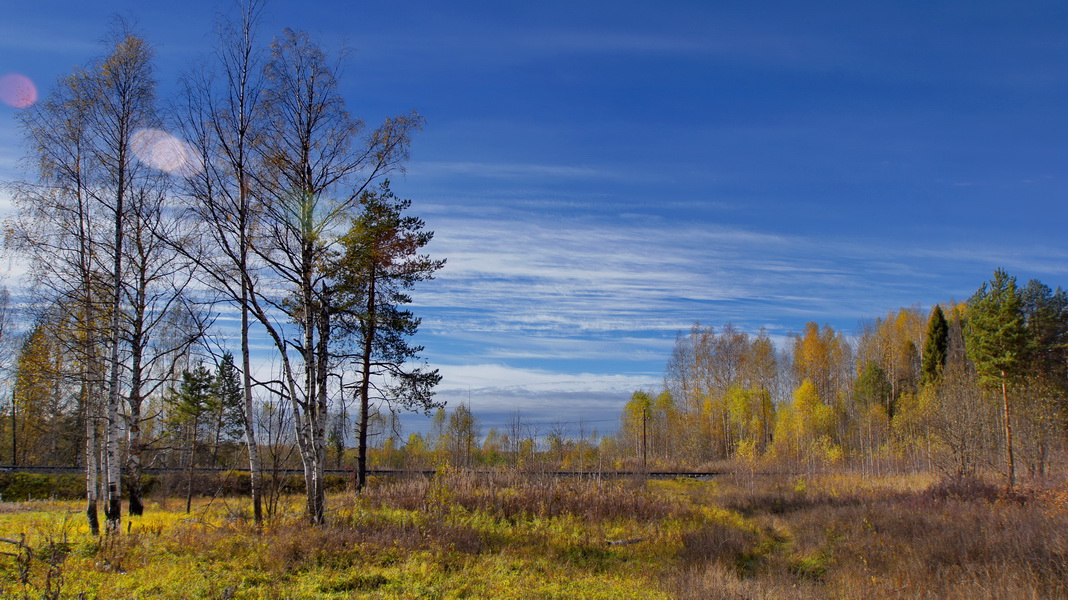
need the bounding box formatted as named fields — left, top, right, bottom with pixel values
left=920, top=305, right=949, bottom=387
left=1021, top=280, right=1068, bottom=383
left=166, top=365, right=218, bottom=514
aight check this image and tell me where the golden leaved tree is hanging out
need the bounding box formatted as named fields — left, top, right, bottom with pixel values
left=772, top=379, right=840, bottom=466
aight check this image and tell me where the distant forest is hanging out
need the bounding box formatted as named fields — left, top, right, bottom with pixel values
left=6, top=267, right=1064, bottom=497
left=393, top=268, right=1067, bottom=491
left=616, top=269, right=1066, bottom=487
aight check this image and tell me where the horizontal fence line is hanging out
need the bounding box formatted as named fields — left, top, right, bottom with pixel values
left=0, top=465, right=726, bottom=479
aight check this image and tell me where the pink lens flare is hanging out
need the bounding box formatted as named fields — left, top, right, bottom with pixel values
left=0, top=73, right=38, bottom=109
left=130, top=128, right=204, bottom=177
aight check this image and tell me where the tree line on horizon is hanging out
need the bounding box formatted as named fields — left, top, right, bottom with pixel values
left=614, top=269, right=1067, bottom=490
left=335, top=269, right=1062, bottom=491
left=0, top=0, right=443, bottom=534
left=284, top=268, right=1065, bottom=496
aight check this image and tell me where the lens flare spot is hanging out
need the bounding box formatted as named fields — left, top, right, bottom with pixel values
left=130, top=128, right=204, bottom=177
left=0, top=73, right=37, bottom=108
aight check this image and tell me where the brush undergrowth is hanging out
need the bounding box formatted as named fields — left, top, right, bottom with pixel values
left=0, top=470, right=1064, bottom=599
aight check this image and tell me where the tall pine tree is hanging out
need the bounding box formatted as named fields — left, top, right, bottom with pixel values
left=965, top=269, right=1027, bottom=490
left=333, top=181, right=444, bottom=491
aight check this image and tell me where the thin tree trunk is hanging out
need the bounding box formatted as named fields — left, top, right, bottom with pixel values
left=186, top=416, right=198, bottom=514
left=356, top=269, right=376, bottom=492
left=313, top=292, right=331, bottom=521
left=231, top=0, right=264, bottom=528
left=298, top=244, right=325, bottom=525
left=127, top=400, right=144, bottom=516
left=10, top=389, right=15, bottom=466
left=79, top=187, right=100, bottom=535
left=127, top=308, right=145, bottom=515
left=211, top=406, right=224, bottom=467
left=104, top=195, right=124, bottom=533
left=240, top=281, right=263, bottom=526
left=85, top=382, right=100, bottom=536
left=105, top=342, right=123, bottom=532
left=1002, top=373, right=1015, bottom=490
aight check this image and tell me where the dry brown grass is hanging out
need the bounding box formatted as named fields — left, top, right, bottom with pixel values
left=661, top=472, right=1068, bottom=599
left=152, top=508, right=489, bottom=579
left=363, top=469, right=690, bottom=523
left=677, top=520, right=761, bottom=574
left=826, top=490, right=1068, bottom=598
left=668, top=562, right=825, bottom=600
left=0, top=503, right=34, bottom=515
left=6, top=470, right=1064, bottom=599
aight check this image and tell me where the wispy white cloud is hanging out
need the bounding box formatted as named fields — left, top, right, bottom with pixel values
left=413, top=203, right=1067, bottom=354
left=512, top=27, right=846, bottom=69
left=390, top=201, right=1066, bottom=432
left=512, top=30, right=713, bottom=59
left=435, top=363, right=657, bottom=395
left=396, top=17, right=850, bottom=71
left=904, top=245, right=1068, bottom=278
left=417, top=362, right=658, bottom=430
left=416, top=213, right=861, bottom=334
left=413, top=161, right=613, bottom=181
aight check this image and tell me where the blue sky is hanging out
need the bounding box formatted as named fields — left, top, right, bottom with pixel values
left=2, top=1, right=1067, bottom=436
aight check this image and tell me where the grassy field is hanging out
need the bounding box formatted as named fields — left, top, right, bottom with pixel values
left=0, top=469, right=1065, bottom=599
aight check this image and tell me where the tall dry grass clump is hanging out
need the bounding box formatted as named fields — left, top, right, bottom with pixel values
left=662, top=472, right=1068, bottom=600
left=823, top=477, right=1068, bottom=599
left=363, top=468, right=689, bottom=523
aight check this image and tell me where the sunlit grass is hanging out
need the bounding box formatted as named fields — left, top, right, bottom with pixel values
left=0, top=471, right=1065, bottom=599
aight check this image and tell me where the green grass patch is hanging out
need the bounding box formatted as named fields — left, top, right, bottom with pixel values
left=0, top=472, right=1065, bottom=599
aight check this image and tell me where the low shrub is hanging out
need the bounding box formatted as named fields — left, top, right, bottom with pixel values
left=678, top=520, right=761, bottom=575
left=0, top=473, right=91, bottom=501
left=150, top=470, right=348, bottom=499
left=920, top=475, right=1002, bottom=503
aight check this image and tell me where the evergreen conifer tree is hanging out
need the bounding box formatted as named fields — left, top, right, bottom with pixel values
left=920, top=305, right=949, bottom=386
left=965, top=269, right=1027, bottom=490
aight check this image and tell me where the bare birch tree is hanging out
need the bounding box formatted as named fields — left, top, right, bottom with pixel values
left=120, top=176, right=205, bottom=516
left=83, top=25, right=164, bottom=532
left=7, top=22, right=200, bottom=533
left=7, top=66, right=108, bottom=535
left=248, top=28, right=422, bottom=523
left=174, top=0, right=269, bottom=526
